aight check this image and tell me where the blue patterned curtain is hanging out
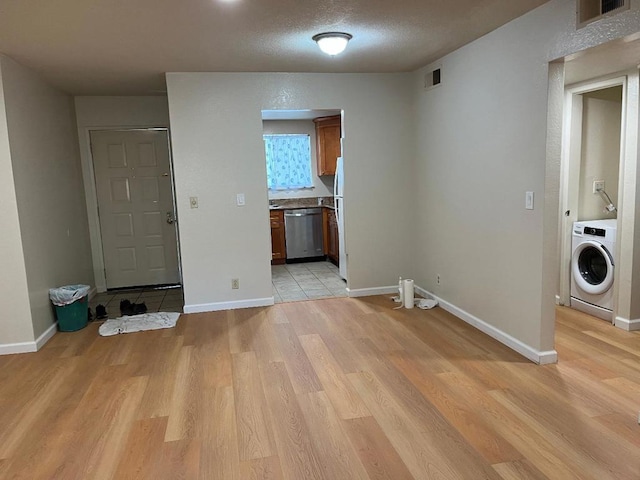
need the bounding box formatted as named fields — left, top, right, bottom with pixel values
left=264, top=134, right=313, bottom=190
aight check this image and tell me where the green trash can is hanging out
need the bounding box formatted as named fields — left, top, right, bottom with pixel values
left=55, top=295, right=89, bottom=332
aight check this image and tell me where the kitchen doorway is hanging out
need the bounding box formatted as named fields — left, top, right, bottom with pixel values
left=261, top=109, right=347, bottom=302
left=90, top=129, right=181, bottom=290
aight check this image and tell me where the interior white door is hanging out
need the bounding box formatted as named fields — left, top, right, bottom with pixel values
left=91, top=129, right=180, bottom=289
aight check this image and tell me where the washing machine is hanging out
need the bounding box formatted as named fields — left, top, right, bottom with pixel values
left=570, top=219, right=617, bottom=320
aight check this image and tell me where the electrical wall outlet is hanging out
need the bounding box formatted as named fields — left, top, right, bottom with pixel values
left=236, top=193, right=245, bottom=206
left=593, top=180, right=605, bottom=193
left=189, top=196, right=198, bottom=209
left=437, top=274, right=441, bottom=286
left=231, top=278, right=239, bottom=289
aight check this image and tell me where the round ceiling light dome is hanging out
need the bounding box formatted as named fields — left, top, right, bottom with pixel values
left=312, top=32, right=352, bottom=56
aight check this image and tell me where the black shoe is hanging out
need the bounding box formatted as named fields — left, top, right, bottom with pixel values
left=120, top=299, right=133, bottom=316
left=132, top=302, right=148, bottom=315
left=96, top=304, right=107, bottom=319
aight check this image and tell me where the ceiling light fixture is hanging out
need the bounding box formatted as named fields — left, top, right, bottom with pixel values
left=312, top=32, right=352, bottom=56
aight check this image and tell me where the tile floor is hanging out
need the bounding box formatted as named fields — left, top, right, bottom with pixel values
left=89, top=262, right=343, bottom=315
left=89, top=286, right=183, bottom=319
left=272, top=261, right=346, bottom=303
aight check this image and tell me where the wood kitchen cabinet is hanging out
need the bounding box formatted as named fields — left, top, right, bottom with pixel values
left=324, top=207, right=339, bottom=265
left=313, top=115, right=341, bottom=176
left=270, top=210, right=286, bottom=265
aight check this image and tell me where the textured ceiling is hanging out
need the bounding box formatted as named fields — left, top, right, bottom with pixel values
left=0, top=0, right=549, bottom=95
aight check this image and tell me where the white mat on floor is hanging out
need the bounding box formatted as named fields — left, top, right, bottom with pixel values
left=98, top=312, right=180, bottom=337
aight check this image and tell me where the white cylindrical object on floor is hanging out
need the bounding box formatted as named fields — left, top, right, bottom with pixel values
left=403, top=279, right=414, bottom=309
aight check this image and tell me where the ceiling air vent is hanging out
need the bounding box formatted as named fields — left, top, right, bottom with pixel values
left=578, top=0, right=628, bottom=27
left=424, top=67, right=442, bottom=90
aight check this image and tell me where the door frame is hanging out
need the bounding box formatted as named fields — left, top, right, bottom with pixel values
left=558, top=75, right=626, bottom=308
left=81, top=127, right=182, bottom=292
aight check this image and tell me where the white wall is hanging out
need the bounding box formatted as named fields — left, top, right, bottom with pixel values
left=74, top=96, right=171, bottom=291
left=75, top=96, right=170, bottom=127
left=262, top=120, right=334, bottom=201
left=413, top=0, right=640, bottom=355
left=0, top=60, right=34, bottom=347
left=578, top=88, right=622, bottom=220
left=166, top=73, right=415, bottom=310
left=0, top=56, right=93, bottom=340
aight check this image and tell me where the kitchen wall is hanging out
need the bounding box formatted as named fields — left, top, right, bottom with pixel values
left=413, top=0, right=640, bottom=356
left=0, top=55, right=93, bottom=342
left=74, top=95, right=171, bottom=291
left=262, top=119, right=333, bottom=201
left=578, top=87, right=622, bottom=220
left=166, top=73, right=415, bottom=311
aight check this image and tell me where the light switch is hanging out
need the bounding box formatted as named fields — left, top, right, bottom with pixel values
left=525, top=191, right=534, bottom=210
left=236, top=193, right=245, bottom=206
left=189, top=196, right=198, bottom=209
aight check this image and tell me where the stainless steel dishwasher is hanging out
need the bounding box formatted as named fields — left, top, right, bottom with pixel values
left=284, top=208, right=324, bottom=259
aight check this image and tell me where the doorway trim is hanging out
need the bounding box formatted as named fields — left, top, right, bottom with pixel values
left=558, top=75, right=627, bottom=311
left=80, top=126, right=182, bottom=292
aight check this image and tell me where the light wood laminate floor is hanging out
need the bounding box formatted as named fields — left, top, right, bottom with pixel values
left=0, top=297, right=638, bottom=479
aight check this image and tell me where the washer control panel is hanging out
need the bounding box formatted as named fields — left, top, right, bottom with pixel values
left=583, top=227, right=606, bottom=237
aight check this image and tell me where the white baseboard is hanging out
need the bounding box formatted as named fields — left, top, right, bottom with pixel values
left=0, top=321, right=58, bottom=356
left=0, top=341, right=38, bottom=355
left=35, top=322, right=58, bottom=350
left=347, top=286, right=398, bottom=298
left=415, top=286, right=557, bottom=365
left=184, top=297, right=274, bottom=314
left=614, top=316, right=640, bottom=331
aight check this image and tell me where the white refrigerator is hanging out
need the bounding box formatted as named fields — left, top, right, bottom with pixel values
left=334, top=156, right=347, bottom=280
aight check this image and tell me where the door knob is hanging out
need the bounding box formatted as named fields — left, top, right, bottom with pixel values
left=166, top=212, right=176, bottom=224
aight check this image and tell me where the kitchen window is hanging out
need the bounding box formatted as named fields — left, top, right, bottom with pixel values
left=263, top=134, right=313, bottom=190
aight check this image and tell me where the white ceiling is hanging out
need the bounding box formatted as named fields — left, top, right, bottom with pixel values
left=0, top=0, right=549, bottom=96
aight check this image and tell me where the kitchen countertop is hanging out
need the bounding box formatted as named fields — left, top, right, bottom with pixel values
left=269, top=204, right=334, bottom=210
left=269, top=197, right=334, bottom=211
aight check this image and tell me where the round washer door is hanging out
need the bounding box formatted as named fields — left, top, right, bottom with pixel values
left=571, top=240, right=614, bottom=295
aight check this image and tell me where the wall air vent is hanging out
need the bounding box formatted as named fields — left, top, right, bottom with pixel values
left=424, top=67, right=442, bottom=90
left=578, top=0, right=628, bottom=27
